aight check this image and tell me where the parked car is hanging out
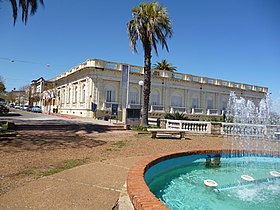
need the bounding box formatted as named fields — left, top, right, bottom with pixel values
left=27, top=106, right=33, bottom=112
left=31, top=106, right=42, bottom=113
left=0, top=105, right=9, bottom=115
left=22, top=105, right=30, bottom=111
left=14, top=105, right=21, bottom=109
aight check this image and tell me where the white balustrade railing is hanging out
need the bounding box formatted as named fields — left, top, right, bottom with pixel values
left=150, top=105, right=165, bottom=112
left=166, top=119, right=211, bottom=134
left=191, top=108, right=204, bottom=114
left=170, top=106, right=187, bottom=113
left=207, top=109, right=219, bottom=115
left=221, top=123, right=266, bottom=136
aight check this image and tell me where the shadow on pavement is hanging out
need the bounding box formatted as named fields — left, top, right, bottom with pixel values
left=16, top=120, right=118, bottom=133
left=0, top=134, right=106, bottom=152
left=0, top=113, right=21, bottom=117
left=0, top=120, right=115, bottom=152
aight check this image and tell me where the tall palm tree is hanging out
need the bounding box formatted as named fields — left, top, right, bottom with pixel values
left=9, top=0, right=44, bottom=25
left=127, top=1, right=172, bottom=126
left=153, top=59, right=176, bottom=72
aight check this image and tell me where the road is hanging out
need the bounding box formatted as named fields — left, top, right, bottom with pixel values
left=1, top=108, right=67, bottom=123
left=0, top=108, right=121, bottom=133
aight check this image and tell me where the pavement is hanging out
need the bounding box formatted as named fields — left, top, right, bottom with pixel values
left=0, top=155, right=142, bottom=210
left=0, top=111, right=138, bottom=210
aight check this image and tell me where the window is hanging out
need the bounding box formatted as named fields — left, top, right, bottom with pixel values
left=81, top=84, right=86, bottom=103
left=128, top=89, right=138, bottom=104
left=106, top=90, right=115, bottom=102
left=207, top=98, right=213, bottom=109
left=151, top=91, right=160, bottom=105
left=62, top=90, right=65, bottom=104
left=192, top=97, right=199, bottom=108
left=74, top=87, right=78, bottom=103
left=222, top=100, right=228, bottom=110
left=171, top=95, right=182, bottom=107
left=68, top=88, right=71, bottom=103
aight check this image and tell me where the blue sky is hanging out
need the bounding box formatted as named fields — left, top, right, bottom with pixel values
left=1, top=0, right=280, bottom=101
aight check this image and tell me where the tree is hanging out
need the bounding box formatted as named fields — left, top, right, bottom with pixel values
left=0, top=76, right=6, bottom=93
left=9, top=0, right=44, bottom=25
left=6, top=91, right=16, bottom=104
left=153, top=59, right=176, bottom=72
left=127, top=1, right=172, bottom=126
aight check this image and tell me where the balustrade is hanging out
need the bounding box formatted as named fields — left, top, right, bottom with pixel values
left=221, top=123, right=266, bottom=136
left=166, top=119, right=211, bottom=134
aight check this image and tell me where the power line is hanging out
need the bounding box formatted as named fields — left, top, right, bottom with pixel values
left=0, top=56, right=50, bottom=67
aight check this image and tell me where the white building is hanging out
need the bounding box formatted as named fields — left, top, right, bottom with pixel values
left=52, top=58, right=268, bottom=119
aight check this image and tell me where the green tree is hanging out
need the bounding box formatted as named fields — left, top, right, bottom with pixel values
left=127, top=1, right=172, bottom=126
left=0, top=76, right=6, bottom=93
left=9, top=0, right=44, bottom=25
left=153, top=59, right=176, bottom=72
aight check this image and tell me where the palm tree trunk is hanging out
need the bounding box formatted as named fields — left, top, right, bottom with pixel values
left=141, top=45, right=152, bottom=127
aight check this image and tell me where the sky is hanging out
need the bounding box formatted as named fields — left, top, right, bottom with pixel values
left=0, top=0, right=280, bottom=102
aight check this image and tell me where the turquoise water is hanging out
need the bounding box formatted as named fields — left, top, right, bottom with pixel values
left=145, top=155, right=280, bottom=210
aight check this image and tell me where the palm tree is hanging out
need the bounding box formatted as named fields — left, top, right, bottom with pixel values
left=9, top=0, right=44, bottom=25
left=127, top=1, right=172, bottom=126
left=153, top=59, right=176, bottom=72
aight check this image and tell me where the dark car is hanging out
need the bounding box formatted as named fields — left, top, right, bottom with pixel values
left=27, top=106, right=33, bottom=112
left=0, top=105, right=9, bottom=115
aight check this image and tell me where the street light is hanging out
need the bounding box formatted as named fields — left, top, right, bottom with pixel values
left=138, top=80, right=144, bottom=117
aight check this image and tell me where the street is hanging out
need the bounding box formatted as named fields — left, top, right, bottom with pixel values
left=0, top=108, right=118, bottom=132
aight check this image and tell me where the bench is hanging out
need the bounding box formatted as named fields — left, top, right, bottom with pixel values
left=147, top=128, right=187, bottom=139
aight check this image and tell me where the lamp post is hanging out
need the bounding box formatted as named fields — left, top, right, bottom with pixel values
left=138, top=80, right=144, bottom=118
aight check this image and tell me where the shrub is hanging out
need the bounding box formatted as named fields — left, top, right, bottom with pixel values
left=163, top=111, right=188, bottom=120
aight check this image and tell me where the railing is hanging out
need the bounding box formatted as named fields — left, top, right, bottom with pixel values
left=221, top=123, right=266, bottom=136
left=127, top=103, right=140, bottom=109
left=148, top=118, right=160, bottom=126
left=56, top=58, right=268, bottom=93
left=150, top=105, right=165, bottom=112
left=170, top=106, right=187, bottom=113
left=166, top=119, right=211, bottom=134
left=207, top=109, right=219, bottom=115
left=191, top=108, right=204, bottom=114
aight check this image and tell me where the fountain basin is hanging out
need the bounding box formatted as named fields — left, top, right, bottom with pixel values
left=127, top=149, right=280, bottom=210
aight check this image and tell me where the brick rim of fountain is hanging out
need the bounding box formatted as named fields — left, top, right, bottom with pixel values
left=127, top=149, right=280, bottom=210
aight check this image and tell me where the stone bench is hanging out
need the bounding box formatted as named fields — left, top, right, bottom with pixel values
left=147, top=128, right=187, bottom=139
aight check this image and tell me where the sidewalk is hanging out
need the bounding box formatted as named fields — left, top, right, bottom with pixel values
left=43, top=112, right=122, bottom=126
left=0, top=156, right=143, bottom=210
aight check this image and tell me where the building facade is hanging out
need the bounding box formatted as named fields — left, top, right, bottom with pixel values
left=50, top=58, right=268, bottom=119
left=30, top=77, right=56, bottom=112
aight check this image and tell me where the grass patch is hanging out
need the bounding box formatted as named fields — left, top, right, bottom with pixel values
left=0, top=130, right=14, bottom=133
left=24, top=158, right=90, bottom=177
left=112, top=141, right=127, bottom=148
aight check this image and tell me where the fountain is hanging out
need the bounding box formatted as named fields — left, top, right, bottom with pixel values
left=128, top=92, right=280, bottom=210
